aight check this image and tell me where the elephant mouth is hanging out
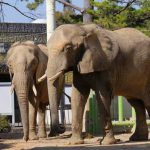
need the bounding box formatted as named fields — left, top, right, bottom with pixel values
left=48, top=70, right=64, bottom=81
left=38, top=70, right=64, bottom=83
left=48, top=66, right=73, bottom=81
left=38, top=66, right=73, bottom=83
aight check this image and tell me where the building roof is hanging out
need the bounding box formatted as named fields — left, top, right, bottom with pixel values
left=32, top=19, right=46, bottom=24
left=0, top=22, right=46, bottom=75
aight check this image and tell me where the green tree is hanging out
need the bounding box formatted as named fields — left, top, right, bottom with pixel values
left=20, top=0, right=45, bottom=10
left=22, top=0, right=82, bottom=24
left=20, top=0, right=150, bottom=35
left=88, top=0, right=150, bottom=36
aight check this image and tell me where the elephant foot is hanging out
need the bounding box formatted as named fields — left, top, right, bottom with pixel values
left=129, top=132, right=148, bottom=141
left=82, top=132, right=93, bottom=139
left=100, top=135, right=118, bottom=145
left=38, top=132, right=47, bottom=139
left=48, top=125, right=65, bottom=137
left=29, top=133, right=39, bottom=140
left=23, top=135, right=29, bottom=142
left=67, top=136, right=84, bottom=145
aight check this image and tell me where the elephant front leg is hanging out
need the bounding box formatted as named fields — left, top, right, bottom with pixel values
left=37, top=103, right=47, bottom=138
left=29, top=94, right=39, bottom=140
left=69, top=85, right=90, bottom=145
left=96, top=91, right=116, bottom=145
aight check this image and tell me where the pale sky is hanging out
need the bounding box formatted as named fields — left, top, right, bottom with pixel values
left=2, top=0, right=84, bottom=23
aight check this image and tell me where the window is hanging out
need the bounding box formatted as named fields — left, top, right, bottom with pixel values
left=0, top=43, right=6, bottom=54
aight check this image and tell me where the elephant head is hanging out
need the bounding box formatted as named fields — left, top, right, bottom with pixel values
left=46, top=24, right=119, bottom=79
left=39, top=24, right=119, bottom=135
left=6, top=41, right=48, bottom=141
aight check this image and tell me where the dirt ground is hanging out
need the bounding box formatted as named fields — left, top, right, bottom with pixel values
left=0, top=130, right=150, bottom=150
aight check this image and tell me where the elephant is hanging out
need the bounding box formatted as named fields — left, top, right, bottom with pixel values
left=6, top=41, right=64, bottom=141
left=43, top=23, right=150, bottom=145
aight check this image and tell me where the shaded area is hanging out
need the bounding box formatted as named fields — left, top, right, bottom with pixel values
left=0, top=128, right=23, bottom=140
left=30, top=143, right=150, bottom=150
left=0, top=132, right=23, bottom=140
left=0, top=141, right=13, bottom=149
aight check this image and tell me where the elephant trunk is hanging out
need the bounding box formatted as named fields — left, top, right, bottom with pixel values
left=47, top=78, right=63, bottom=136
left=47, top=61, right=65, bottom=136
left=13, top=72, right=29, bottom=141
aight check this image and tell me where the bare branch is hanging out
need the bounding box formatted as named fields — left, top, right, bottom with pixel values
left=24, top=12, right=39, bottom=18
left=114, top=0, right=137, bottom=15
left=0, top=1, right=36, bottom=20
left=56, top=0, right=84, bottom=13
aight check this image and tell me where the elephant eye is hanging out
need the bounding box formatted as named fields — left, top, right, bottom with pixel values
left=64, top=45, right=72, bottom=52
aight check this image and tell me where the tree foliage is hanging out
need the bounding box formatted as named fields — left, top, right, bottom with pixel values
left=21, top=0, right=45, bottom=10
left=22, top=0, right=150, bottom=36
left=56, top=11, right=82, bottom=25
left=88, top=0, right=150, bottom=36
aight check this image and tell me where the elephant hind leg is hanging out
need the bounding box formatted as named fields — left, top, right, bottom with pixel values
left=127, top=99, right=148, bottom=141
left=96, top=90, right=116, bottom=145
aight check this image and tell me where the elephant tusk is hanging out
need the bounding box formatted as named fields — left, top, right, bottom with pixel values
left=48, top=71, right=64, bottom=81
left=38, top=74, right=47, bottom=83
left=9, top=70, right=12, bottom=80
left=32, top=84, right=37, bottom=96
left=11, top=84, right=14, bottom=94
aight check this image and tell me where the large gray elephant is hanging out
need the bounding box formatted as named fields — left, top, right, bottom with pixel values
left=44, top=24, right=150, bottom=145
left=6, top=41, right=64, bottom=141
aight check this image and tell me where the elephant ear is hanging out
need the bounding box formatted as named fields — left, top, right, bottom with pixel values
left=77, top=31, right=119, bottom=74
left=35, top=45, right=48, bottom=84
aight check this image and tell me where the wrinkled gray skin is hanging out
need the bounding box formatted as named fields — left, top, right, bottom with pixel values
left=6, top=41, right=64, bottom=141
left=46, top=24, right=150, bottom=145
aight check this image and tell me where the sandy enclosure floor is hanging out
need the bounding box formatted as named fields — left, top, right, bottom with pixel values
left=0, top=131, right=150, bottom=150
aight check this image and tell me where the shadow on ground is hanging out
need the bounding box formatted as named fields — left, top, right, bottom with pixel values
left=0, top=132, right=23, bottom=139
left=30, top=142, right=150, bottom=150
left=0, top=141, right=13, bottom=149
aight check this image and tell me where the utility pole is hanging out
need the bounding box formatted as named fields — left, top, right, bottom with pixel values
left=45, top=0, right=56, bottom=126
left=82, top=0, right=93, bottom=133
left=46, top=0, right=56, bottom=42
left=83, top=0, right=93, bottom=23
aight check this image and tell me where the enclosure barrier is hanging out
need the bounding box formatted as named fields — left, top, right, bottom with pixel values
left=88, top=91, right=150, bottom=135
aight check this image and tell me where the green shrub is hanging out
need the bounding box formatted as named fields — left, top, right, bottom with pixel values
left=0, top=115, right=11, bottom=133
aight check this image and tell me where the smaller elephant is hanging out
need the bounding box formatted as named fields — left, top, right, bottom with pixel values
left=6, top=41, right=64, bottom=141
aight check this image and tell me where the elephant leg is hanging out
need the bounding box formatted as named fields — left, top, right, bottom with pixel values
left=96, top=90, right=116, bottom=145
left=127, top=99, right=148, bottom=141
left=47, top=76, right=65, bottom=137
left=37, top=103, right=47, bottom=138
left=69, top=84, right=90, bottom=145
left=56, top=75, right=65, bottom=133
left=29, top=94, right=39, bottom=140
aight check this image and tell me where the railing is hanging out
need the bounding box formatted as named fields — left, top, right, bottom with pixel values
left=87, top=91, right=150, bottom=135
